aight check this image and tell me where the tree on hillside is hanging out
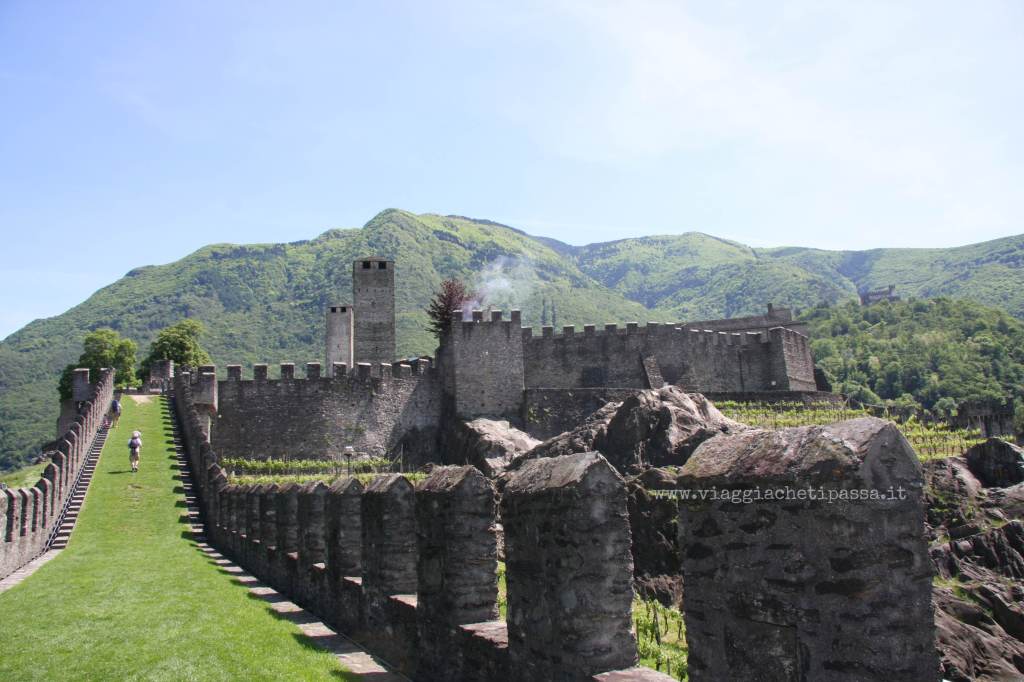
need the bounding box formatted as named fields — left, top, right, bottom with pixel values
left=426, top=278, right=475, bottom=338
left=58, top=329, right=137, bottom=400
left=805, top=298, right=1024, bottom=415
left=138, top=319, right=212, bottom=380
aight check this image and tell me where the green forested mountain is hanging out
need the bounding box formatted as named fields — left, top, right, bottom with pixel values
left=1, top=209, right=1022, bottom=470
left=568, top=233, right=856, bottom=320
left=568, top=233, right=1024, bottom=320
left=805, top=299, right=1024, bottom=413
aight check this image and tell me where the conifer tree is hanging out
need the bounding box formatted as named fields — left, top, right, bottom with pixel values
left=426, top=278, right=473, bottom=338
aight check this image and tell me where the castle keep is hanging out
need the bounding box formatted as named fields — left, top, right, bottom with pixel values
left=202, top=257, right=819, bottom=461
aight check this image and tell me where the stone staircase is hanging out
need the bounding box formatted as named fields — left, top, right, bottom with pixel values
left=642, top=354, right=665, bottom=389
left=49, top=425, right=108, bottom=551
left=1, top=424, right=110, bottom=593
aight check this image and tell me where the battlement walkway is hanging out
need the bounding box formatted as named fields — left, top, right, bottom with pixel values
left=0, top=396, right=364, bottom=680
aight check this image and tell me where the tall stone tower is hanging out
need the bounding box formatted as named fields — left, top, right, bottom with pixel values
left=325, top=304, right=354, bottom=374
left=352, top=256, right=395, bottom=366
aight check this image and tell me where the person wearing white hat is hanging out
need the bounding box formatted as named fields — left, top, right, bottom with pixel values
left=128, top=431, right=143, bottom=473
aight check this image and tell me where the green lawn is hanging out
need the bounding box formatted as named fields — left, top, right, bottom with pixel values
left=0, top=396, right=353, bottom=681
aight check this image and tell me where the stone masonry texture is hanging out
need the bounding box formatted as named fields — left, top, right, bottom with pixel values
left=326, top=477, right=363, bottom=579
left=1, top=368, right=112, bottom=581
left=501, top=452, right=638, bottom=680
left=211, top=369, right=441, bottom=461
left=361, top=474, right=417, bottom=599
left=353, top=257, right=396, bottom=366
left=677, top=417, right=938, bottom=681
left=415, top=465, right=499, bottom=681
left=325, top=304, right=354, bottom=371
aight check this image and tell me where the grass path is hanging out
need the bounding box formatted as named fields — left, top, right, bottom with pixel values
left=0, top=396, right=353, bottom=680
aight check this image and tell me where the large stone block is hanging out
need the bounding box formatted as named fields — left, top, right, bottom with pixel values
left=259, top=483, right=279, bottom=550
left=275, top=483, right=301, bottom=555
left=501, top=452, right=637, bottom=680
left=361, top=474, right=417, bottom=598
left=34, top=478, right=52, bottom=531
left=245, top=486, right=262, bottom=545
left=415, top=466, right=498, bottom=680
left=296, top=481, right=329, bottom=607
left=677, top=417, right=938, bottom=681
left=361, top=474, right=418, bottom=666
left=43, top=462, right=59, bottom=513
left=298, top=482, right=328, bottom=567
left=326, top=477, right=363, bottom=580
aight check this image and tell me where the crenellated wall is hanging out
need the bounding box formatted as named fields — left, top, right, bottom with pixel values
left=521, top=321, right=814, bottom=393
left=1, top=368, right=114, bottom=580
left=208, top=359, right=442, bottom=462
left=682, top=304, right=809, bottom=337
left=174, top=373, right=938, bottom=681
left=202, top=307, right=817, bottom=460
left=443, top=310, right=815, bottom=424
left=447, top=310, right=525, bottom=420
left=174, top=373, right=672, bottom=682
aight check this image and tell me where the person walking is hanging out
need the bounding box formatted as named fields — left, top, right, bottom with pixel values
left=110, top=398, right=122, bottom=427
left=128, top=430, right=142, bottom=473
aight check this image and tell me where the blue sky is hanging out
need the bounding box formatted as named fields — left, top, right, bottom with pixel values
left=1, top=1, right=1022, bottom=339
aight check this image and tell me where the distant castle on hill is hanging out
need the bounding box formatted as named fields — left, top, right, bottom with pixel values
left=860, top=284, right=900, bottom=306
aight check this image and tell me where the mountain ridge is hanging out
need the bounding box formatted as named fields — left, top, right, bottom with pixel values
left=1, top=208, right=1021, bottom=471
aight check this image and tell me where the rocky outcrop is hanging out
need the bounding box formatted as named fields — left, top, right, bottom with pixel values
left=446, top=418, right=541, bottom=477
left=932, top=522, right=1024, bottom=582
left=934, top=586, right=1024, bottom=681
left=925, top=446, right=1024, bottom=680
left=527, top=387, right=743, bottom=474
left=965, top=438, right=1024, bottom=488
left=923, top=456, right=986, bottom=536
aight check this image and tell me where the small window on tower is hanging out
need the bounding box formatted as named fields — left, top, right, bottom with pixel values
left=378, top=262, right=387, bottom=270
left=330, top=307, right=337, bottom=313
left=341, top=306, right=346, bottom=312
left=362, top=261, right=371, bottom=269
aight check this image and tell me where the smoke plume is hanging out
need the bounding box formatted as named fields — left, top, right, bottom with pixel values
left=463, top=256, right=536, bottom=320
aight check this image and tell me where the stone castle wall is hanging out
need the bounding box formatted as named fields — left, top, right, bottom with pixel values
left=521, top=322, right=813, bottom=393
left=682, top=304, right=809, bottom=337
left=448, top=310, right=525, bottom=420
left=174, top=372, right=938, bottom=681
left=947, top=399, right=1016, bottom=440
left=205, top=310, right=818, bottom=458
left=209, top=360, right=441, bottom=462
left=175, top=374, right=672, bottom=682
left=521, top=387, right=641, bottom=440
left=769, top=326, right=816, bottom=391
left=1, top=369, right=114, bottom=580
